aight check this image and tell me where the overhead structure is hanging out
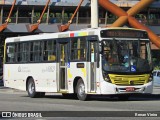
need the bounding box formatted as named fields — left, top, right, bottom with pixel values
left=58, top=0, right=84, bottom=32
left=99, top=0, right=160, bottom=48
left=91, top=0, right=99, bottom=28
left=0, top=0, right=16, bottom=32
left=28, top=0, right=50, bottom=32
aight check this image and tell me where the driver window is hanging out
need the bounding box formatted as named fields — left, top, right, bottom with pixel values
left=102, top=41, right=118, bottom=64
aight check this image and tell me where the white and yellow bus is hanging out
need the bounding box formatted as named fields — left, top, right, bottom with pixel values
left=3, top=27, right=153, bottom=101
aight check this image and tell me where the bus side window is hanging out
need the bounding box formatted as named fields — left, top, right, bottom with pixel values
left=48, top=40, right=56, bottom=61
left=43, top=40, right=56, bottom=62
left=6, top=45, right=15, bottom=63
left=30, top=42, right=34, bottom=61
left=17, top=43, right=29, bottom=62
left=48, top=53, right=56, bottom=61
left=43, top=41, right=48, bottom=61
left=43, top=51, right=48, bottom=61
left=33, top=42, right=41, bottom=62
left=15, top=43, right=20, bottom=62
left=71, top=37, right=86, bottom=61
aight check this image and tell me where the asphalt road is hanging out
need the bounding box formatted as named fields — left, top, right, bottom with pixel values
left=0, top=86, right=160, bottom=119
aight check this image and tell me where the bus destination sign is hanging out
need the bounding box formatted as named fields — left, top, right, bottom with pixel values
left=100, top=29, right=148, bottom=38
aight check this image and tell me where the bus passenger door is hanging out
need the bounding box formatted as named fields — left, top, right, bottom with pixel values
left=88, top=39, right=98, bottom=92
left=57, top=41, right=69, bottom=92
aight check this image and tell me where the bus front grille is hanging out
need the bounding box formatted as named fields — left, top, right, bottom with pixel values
left=109, top=74, right=149, bottom=86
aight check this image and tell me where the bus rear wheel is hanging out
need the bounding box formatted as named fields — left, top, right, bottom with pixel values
left=76, top=79, right=89, bottom=101
left=27, top=78, right=45, bottom=98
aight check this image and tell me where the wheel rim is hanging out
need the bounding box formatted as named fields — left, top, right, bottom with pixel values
left=28, top=82, right=35, bottom=94
left=78, top=83, right=85, bottom=97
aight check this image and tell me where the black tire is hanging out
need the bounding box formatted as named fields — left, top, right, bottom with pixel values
left=27, top=78, right=45, bottom=98
left=76, top=79, right=89, bottom=101
left=118, top=94, right=130, bottom=101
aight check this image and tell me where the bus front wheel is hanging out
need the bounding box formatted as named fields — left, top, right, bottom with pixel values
left=76, top=79, right=89, bottom=101
left=27, top=78, right=45, bottom=98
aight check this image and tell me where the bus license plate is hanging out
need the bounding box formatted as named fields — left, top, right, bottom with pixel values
left=126, top=87, right=135, bottom=92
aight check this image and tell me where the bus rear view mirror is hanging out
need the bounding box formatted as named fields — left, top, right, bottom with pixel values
left=99, top=42, right=103, bottom=54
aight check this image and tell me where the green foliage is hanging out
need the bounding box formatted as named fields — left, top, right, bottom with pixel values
left=153, top=58, right=160, bottom=70
left=154, top=66, right=160, bottom=70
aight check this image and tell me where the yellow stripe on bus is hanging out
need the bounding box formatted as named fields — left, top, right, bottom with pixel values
left=81, top=68, right=86, bottom=77
left=68, top=69, right=73, bottom=79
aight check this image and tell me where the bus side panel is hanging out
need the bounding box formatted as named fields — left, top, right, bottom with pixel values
left=3, top=63, right=58, bottom=92
left=96, top=67, right=101, bottom=94
left=99, top=62, right=117, bottom=94
left=67, top=61, right=101, bottom=94
left=29, top=63, right=57, bottom=92
left=67, top=62, right=87, bottom=93
left=3, top=64, right=27, bottom=91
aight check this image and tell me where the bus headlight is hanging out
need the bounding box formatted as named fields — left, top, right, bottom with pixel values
left=103, top=73, right=111, bottom=82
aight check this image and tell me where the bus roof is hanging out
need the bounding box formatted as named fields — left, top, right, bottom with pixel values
left=5, top=27, right=147, bottom=43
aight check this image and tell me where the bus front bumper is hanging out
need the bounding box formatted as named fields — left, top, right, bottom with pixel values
left=100, top=81, right=153, bottom=95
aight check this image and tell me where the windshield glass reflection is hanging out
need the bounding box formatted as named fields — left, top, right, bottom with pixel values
left=102, top=40, right=152, bottom=73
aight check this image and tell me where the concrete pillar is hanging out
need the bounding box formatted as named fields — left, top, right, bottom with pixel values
left=105, top=11, right=108, bottom=25
left=76, top=10, right=79, bottom=25
left=0, top=7, right=3, bottom=24
left=31, top=7, right=34, bottom=24
left=61, top=7, right=65, bottom=23
left=91, top=0, right=99, bottom=28
left=16, top=7, right=18, bottom=24
left=46, top=6, right=50, bottom=24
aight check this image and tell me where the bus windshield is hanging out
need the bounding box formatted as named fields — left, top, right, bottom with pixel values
left=101, top=39, right=152, bottom=73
